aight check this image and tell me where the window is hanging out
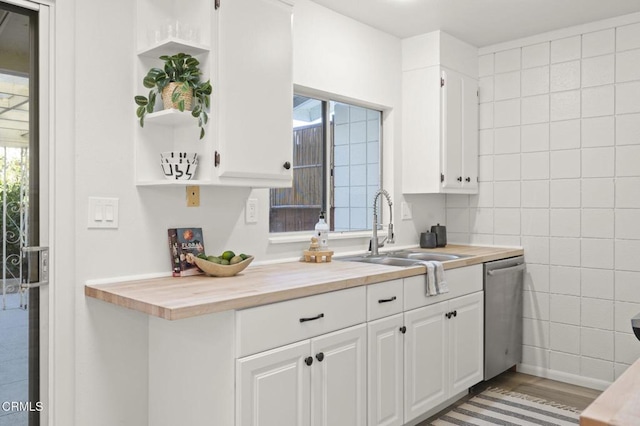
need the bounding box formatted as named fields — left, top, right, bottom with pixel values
left=270, top=95, right=382, bottom=233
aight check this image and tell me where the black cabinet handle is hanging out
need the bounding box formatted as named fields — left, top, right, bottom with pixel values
left=316, top=352, right=324, bottom=362
left=445, top=312, right=451, bottom=319
left=465, top=177, right=471, bottom=182
left=457, top=176, right=462, bottom=182
left=300, top=313, right=324, bottom=323
left=399, top=326, right=407, bottom=334
left=378, top=296, right=397, bottom=304
left=283, top=161, right=291, bottom=170
left=453, top=310, right=457, bottom=317
left=305, top=356, right=313, bottom=366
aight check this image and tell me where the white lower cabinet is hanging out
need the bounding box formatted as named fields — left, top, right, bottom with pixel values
left=404, top=301, right=448, bottom=422
left=367, top=267, right=484, bottom=426
left=237, top=340, right=311, bottom=426
left=367, top=313, right=404, bottom=426
left=237, top=324, right=367, bottom=426
left=405, top=291, right=484, bottom=424
left=312, top=325, right=367, bottom=426
left=236, top=266, right=484, bottom=426
left=448, top=292, right=484, bottom=396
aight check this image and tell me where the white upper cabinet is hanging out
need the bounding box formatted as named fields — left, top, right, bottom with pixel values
left=133, top=0, right=293, bottom=188
left=216, top=0, right=294, bottom=186
left=442, top=68, right=479, bottom=192
left=402, top=31, right=479, bottom=194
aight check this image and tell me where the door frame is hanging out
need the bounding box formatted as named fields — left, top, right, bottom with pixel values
left=2, top=1, right=72, bottom=425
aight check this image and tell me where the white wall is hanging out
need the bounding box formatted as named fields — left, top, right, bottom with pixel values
left=292, top=0, right=445, bottom=247
left=446, top=13, right=640, bottom=389
left=69, top=0, right=444, bottom=425
left=74, top=1, right=150, bottom=425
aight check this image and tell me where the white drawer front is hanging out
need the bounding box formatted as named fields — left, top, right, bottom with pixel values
left=404, top=264, right=482, bottom=311
left=236, top=286, right=366, bottom=357
left=367, top=279, right=404, bottom=321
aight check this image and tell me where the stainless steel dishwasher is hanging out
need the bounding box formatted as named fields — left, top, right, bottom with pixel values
left=484, top=256, right=525, bottom=381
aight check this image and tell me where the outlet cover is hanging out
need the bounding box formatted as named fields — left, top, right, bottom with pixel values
left=186, top=186, right=200, bottom=207
left=401, top=202, right=413, bottom=220
left=246, top=198, right=258, bottom=223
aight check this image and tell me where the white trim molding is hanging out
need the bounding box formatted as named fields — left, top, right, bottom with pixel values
left=517, top=363, right=611, bottom=392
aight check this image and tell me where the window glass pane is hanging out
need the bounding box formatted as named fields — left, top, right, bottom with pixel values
left=330, top=101, right=381, bottom=232
left=270, top=96, right=382, bottom=234
left=269, top=96, right=324, bottom=233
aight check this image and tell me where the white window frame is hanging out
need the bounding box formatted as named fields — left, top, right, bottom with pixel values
left=269, top=90, right=384, bottom=243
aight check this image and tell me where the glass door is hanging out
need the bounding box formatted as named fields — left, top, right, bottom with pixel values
left=0, top=2, right=43, bottom=425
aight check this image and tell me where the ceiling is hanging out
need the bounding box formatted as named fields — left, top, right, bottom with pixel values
left=0, top=9, right=30, bottom=147
left=311, top=0, right=640, bottom=47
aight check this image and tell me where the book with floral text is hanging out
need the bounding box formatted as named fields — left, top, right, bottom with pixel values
left=167, top=227, right=205, bottom=277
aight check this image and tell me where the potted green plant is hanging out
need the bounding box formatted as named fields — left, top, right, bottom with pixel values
left=134, top=53, right=212, bottom=139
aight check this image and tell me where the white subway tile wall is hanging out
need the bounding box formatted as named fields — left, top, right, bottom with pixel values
left=616, top=113, right=640, bottom=144
left=581, top=116, right=614, bottom=148
left=447, top=22, right=640, bottom=382
left=582, top=29, right=615, bottom=58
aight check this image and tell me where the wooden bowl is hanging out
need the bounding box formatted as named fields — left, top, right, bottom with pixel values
left=193, top=256, right=254, bottom=277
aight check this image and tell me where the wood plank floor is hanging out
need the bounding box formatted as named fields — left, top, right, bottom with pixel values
left=420, top=370, right=603, bottom=425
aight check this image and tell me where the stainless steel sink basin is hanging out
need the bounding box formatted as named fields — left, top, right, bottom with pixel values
left=338, top=250, right=469, bottom=267
left=338, top=255, right=423, bottom=267
left=384, top=250, right=467, bottom=262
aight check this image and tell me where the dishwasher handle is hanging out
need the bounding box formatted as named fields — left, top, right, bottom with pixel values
left=487, top=263, right=525, bottom=276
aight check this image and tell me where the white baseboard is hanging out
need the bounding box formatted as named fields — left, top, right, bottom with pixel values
left=517, top=363, right=611, bottom=392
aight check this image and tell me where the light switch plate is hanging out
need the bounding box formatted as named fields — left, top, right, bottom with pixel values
left=246, top=198, right=258, bottom=223
left=88, top=197, right=119, bottom=229
left=401, top=202, right=413, bottom=220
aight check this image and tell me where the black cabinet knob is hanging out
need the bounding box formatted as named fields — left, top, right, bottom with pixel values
left=445, top=312, right=451, bottom=319
left=399, top=326, right=407, bottom=334
left=457, top=176, right=462, bottom=182
left=465, top=177, right=471, bottom=182
left=283, top=161, right=291, bottom=170
left=305, top=356, right=313, bottom=366
left=316, top=352, right=324, bottom=362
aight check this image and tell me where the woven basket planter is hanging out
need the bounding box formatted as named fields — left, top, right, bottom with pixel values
left=161, top=82, right=193, bottom=111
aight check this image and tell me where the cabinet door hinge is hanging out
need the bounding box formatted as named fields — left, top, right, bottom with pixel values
left=440, top=173, right=444, bottom=183
left=440, top=78, right=445, bottom=88
left=214, top=151, right=221, bottom=167
left=215, top=0, right=220, bottom=9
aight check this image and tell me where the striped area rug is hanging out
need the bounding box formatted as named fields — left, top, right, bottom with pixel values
left=432, top=387, right=581, bottom=425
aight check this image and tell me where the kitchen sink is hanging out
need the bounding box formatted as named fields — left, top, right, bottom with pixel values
left=384, top=250, right=468, bottom=262
left=339, top=250, right=469, bottom=267
left=338, top=255, right=424, bottom=267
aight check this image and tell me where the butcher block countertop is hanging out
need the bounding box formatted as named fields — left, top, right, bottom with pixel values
left=85, top=244, right=523, bottom=320
left=580, top=357, right=640, bottom=426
